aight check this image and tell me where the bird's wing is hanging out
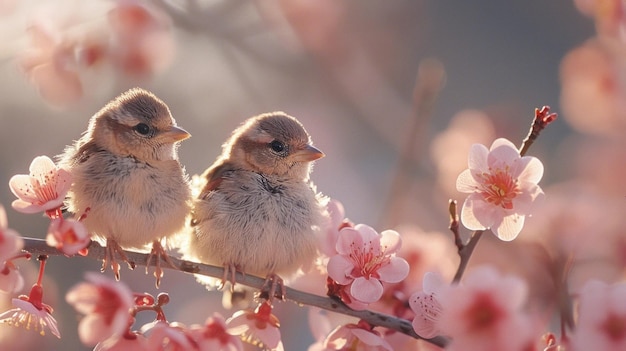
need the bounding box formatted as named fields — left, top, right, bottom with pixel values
left=190, top=161, right=237, bottom=227
left=198, top=160, right=237, bottom=198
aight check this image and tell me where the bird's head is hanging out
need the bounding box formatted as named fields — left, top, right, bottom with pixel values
left=87, top=88, right=190, bottom=162
left=227, top=112, right=324, bottom=181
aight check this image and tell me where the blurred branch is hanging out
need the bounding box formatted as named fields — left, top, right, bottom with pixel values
left=380, top=58, right=445, bottom=228
left=22, top=237, right=449, bottom=348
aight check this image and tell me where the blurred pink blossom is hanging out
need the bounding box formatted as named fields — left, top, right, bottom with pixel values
left=9, top=155, right=71, bottom=216
left=574, top=0, right=626, bottom=38
left=226, top=301, right=283, bottom=350
left=317, top=320, right=392, bottom=351
left=409, top=272, right=446, bottom=339
left=66, top=273, right=134, bottom=346
left=107, top=0, right=175, bottom=77
left=570, top=280, right=626, bottom=351
left=0, top=286, right=60, bottom=338
left=94, top=332, right=149, bottom=351
left=456, top=138, right=544, bottom=240
left=145, top=321, right=195, bottom=351
left=18, top=22, right=84, bottom=107
left=46, top=217, right=90, bottom=256
left=188, top=313, right=243, bottom=351
left=0, top=204, right=24, bottom=293
left=0, top=266, right=24, bottom=294
left=560, top=38, right=626, bottom=137
left=437, top=266, right=535, bottom=351
left=0, top=204, right=24, bottom=264
left=430, top=109, right=496, bottom=197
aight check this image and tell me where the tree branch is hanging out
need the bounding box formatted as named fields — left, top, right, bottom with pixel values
left=21, top=237, right=449, bottom=348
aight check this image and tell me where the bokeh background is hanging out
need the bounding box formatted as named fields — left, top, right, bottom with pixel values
left=1, top=0, right=624, bottom=350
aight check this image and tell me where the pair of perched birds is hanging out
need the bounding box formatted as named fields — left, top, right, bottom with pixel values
left=58, top=88, right=328, bottom=294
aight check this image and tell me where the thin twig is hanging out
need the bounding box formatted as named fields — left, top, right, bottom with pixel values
left=452, top=230, right=484, bottom=283
left=448, top=199, right=463, bottom=252
left=21, top=238, right=449, bottom=348
left=519, top=106, right=557, bottom=157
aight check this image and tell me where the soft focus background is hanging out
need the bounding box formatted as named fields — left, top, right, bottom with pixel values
left=1, top=0, right=624, bottom=350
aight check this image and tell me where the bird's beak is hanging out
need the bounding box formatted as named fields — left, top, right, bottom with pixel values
left=292, top=144, right=325, bottom=162
left=160, top=125, right=191, bottom=143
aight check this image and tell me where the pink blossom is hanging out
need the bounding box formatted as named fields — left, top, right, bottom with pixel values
left=0, top=204, right=23, bottom=262
left=560, top=38, right=626, bottom=137
left=66, top=272, right=134, bottom=346
left=144, top=321, right=196, bottom=351
left=327, top=224, right=409, bottom=304
left=46, top=217, right=90, bottom=256
left=321, top=320, right=392, bottom=351
left=0, top=266, right=24, bottom=294
left=9, top=156, right=71, bottom=215
left=456, top=138, right=544, bottom=241
left=0, top=287, right=60, bottom=338
left=409, top=272, right=446, bottom=339
left=18, top=22, right=84, bottom=107
left=189, top=313, right=243, bottom=351
left=226, top=301, right=283, bottom=350
left=0, top=205, right=25, bottom=293
left=94, top=332, right=150, bottom=351
left=318, top=199, right=352, bottom=258
left=107, top=0, right=175, bottom=77
left=437, top=266, right=534, bottom=351
left=574, top=0, right=626, bottom=38
left=570, top=280, right=626, bottom=351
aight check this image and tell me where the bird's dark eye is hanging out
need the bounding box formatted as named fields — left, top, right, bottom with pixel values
left=134, top=123, right=151, bottom=136
left=269, top=140, right=286, bottom=153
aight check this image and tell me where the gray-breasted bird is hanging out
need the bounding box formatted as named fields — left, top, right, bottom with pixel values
left=59, top=88, right=191, bottom=286
left=184, top=112, right=328, bottom=298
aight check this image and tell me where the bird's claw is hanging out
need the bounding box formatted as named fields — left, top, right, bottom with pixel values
left=102, top=239, right=135, bottom=281
left=146, top=240, right=177, bottom=288
left=219, top=264, right=240, bottom=291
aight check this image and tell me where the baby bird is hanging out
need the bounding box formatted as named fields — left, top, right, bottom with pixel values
left=186, top=112, right=328, bottom=299
left=59, top=88, right=191, bottom=286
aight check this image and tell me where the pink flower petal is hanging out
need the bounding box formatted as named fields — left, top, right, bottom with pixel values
left=379, top=230, right=402, bottom=253
left=327, top=255, right=354, bottom=284
left=456, top=169, right=478, bottom=193
left=460, top=194, right=492, bottom=230
left=0, top=205, right=7, bottom=228
left=467, top=143, right=489, bottom=171
left=377, top=256, right=409, bottom=283
left=351, top=328, right=392, bottom=349
left=493, top=213, right=525, bottom=241
left=0, top=268, right=24, bottom=294
left=422, top=271, right=446, bottom=294
left=9, top=174, right=40, bottom=204
left=517, top=156, right=544, bottom=184
left=350, top=277, right=383, bottom=303
left=335, top=227, right=361, bottom=255
left=488, top=142, right=520, bottom=169
left=353, top=224, right=381, bottom=243
left=410, top=291, right=443, bottom=338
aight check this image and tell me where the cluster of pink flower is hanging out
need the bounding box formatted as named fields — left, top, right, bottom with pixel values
left=16, top=0, right=174, bottom=107
left=2, top=130, right=625, bottom=350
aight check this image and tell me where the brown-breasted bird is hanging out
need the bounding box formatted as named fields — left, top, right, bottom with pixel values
left=184, top=112, right=328, bottom=299
left=59, top=88, right=191, bottom=286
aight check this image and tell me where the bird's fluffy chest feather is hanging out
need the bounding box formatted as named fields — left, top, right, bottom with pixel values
left=192, top=170, right=326, bottom=276
left=68, top=152, right=190, bottom=248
